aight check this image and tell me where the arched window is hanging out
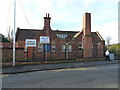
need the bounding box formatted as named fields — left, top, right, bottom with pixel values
left=68, top=45, right=72, bottom=52
left=51, top=41, right=56, bottom=52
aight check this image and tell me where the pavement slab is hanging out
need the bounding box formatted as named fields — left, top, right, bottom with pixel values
left=2, top=60, right=119, bottom=74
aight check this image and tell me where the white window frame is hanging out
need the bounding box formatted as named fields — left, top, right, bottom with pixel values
left=78, top=44, right=83, bottom=52
left=68, top=45, right=72, bottom=52
left=38, top=44, right=43, bottom=52
left=62, top=44, right=66, bottom=52
left=51, top=44, right=56, bottom=52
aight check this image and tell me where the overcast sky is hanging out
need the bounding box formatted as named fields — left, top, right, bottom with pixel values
left=0, top=0, right=119, bottom=44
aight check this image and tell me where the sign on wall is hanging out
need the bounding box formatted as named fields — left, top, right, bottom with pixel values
left=40, top=36, right=50, bottom=44
left=25, top=39, right=36, bottom=47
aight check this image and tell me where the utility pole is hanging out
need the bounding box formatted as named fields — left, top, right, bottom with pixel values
left=13, top=0, right=16, bottom=66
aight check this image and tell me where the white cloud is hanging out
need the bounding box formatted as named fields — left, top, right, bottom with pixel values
left=0, top=0, right=13, bottom=35
left=0, top=0, right=119, bottom=44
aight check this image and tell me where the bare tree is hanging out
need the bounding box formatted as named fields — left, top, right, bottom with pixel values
left=7, top=26, right=10, bottom=41
left=7, top=26, right=13, bottom=42
left=106, top=36, right=112, bottom=45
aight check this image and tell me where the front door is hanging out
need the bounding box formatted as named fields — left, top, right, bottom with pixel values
left=43, top=44, right=51, bottom=60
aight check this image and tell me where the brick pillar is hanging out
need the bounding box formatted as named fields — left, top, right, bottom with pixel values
left=83, top=13, right=92, bottom=57
left=43, top=13, right=51, bottom=30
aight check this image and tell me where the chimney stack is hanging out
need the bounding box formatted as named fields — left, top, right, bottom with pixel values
left=82, top=13, right=92, bottom=57
left=83, top=13, right=91, bottom=36
left=44, top=13, right=51, bottom=30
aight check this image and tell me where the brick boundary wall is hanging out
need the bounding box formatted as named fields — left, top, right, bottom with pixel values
left=1, top=47, right=25, bottom=62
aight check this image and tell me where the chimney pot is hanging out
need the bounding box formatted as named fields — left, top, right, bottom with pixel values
left=48, top=13, right=49, bottom=17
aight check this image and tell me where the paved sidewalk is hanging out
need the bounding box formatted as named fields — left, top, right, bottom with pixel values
left=2, top=60, right=119, bottom=74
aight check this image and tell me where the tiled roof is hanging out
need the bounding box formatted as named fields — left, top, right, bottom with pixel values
left=16, top=28, right=104, bottom=42
left=73, top=31, right=83, bottom=39
left=91, top=32, right=105, bottom=42
left=16, top=28, right=79, bottom=41
left=96, top=31, right=104, bottom=41
left=16, top=28, right=42, bottom=41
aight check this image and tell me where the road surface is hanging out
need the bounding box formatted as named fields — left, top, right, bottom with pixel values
left=2, top=64, right=118, bottom=88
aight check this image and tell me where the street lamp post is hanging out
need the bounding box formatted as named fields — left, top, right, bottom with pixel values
left=13, top=0, right=16, bottom=66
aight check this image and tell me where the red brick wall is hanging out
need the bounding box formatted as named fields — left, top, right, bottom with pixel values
left=16, top=29, right=84, bottom=60
left=92, top=35, right=105, bottom=57
left=1, top=42, right=13, bottom=48
left=16, top=32, right=104, bottom=61
left=98, top=42, right=104, bottom=57
left=2, top=47, right=25, bottom=62
left=83, top=36, right=92, bottom=57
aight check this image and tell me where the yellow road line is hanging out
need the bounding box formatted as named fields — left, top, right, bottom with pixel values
left=0, top=74, right=9, bottom=77
left=51, top=68, right=96, bottom=72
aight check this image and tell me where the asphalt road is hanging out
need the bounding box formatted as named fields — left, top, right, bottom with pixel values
left=2, top=64, right=118, bottom=88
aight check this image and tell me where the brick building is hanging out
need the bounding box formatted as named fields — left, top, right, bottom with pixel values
left=16, top=13, right=105, bottom=60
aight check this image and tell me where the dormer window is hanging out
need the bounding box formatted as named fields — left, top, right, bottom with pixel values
left=56, top=34, right=67, bottom=38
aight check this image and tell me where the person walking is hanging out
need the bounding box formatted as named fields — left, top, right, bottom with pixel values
left=105, top=50, right=110, bottom=61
